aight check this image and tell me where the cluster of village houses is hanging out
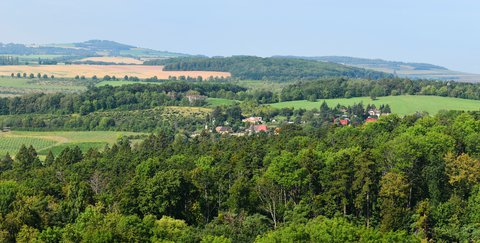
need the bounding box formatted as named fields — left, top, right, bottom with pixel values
left=214, top=116, right=270, bottom=136
left=211, top=109, right=389, bottom=136
left=333, top=108, right=389, bottom=126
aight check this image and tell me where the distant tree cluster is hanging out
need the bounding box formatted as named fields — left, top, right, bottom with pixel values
left=10, top=72, right=54, bottom=79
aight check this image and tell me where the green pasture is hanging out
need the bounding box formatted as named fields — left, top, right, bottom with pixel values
left=270, top=95, right=480, bottom=116
left=0, top=131, right=142, bottom=157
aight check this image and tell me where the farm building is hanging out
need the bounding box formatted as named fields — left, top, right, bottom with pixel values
left=368, top=109, right=381, bottom=117
left=186, top=94, right=207, bottom=103
left=242, top=117, right=263, bottom=124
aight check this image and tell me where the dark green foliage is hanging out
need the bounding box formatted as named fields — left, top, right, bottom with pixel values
left=0, top=110, right=479, bottom=242
left=280, top=77, right=480, bottom=101
left=145, top=56, right=391, bottom=81
left=0, top=81, right=246, bottom=116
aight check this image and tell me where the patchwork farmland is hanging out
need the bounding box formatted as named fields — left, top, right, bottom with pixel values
left=0, top=65, right=231, bottom=79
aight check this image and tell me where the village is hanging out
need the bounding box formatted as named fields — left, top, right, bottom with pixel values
left=198, top=107, right=390, bottom=137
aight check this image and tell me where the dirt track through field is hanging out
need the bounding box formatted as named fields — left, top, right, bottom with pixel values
left=0, top=65, right=231, bottom=79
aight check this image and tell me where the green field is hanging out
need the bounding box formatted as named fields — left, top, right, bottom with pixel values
left=270, top=95, right=480, bottom=115
left=0, top=77, right=86, bottom=96
left=0, top=131, right=143, bottom=157
left=207, top=98, right=239, bottom=107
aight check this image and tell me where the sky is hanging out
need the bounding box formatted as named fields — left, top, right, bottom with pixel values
left=1, top=0, right=480, bottom=73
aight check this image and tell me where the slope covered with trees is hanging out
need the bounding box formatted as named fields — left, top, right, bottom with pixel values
left=0, top=111, right=479, bottom=242
left=146, top=56, right=392, bottom=81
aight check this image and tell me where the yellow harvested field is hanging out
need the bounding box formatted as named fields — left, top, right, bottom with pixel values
left=0, top=65, right=231, bottom=79
left=79, top=56, right=144, bottom=64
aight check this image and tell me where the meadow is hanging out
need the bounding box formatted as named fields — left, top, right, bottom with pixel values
left=270, top=95, right=480, bottom=115
left=0, top=65, right=231, bottom=79
left=0, top=76, right=86, bottom=96
left=0, top=131, right=142, bottom=156
left=78, top=56, right=144, bottom=64
left=207, top=98, right=239, bottom=107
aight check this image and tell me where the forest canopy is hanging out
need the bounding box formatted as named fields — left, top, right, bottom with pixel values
left=145, top=56, right=392, bottom=81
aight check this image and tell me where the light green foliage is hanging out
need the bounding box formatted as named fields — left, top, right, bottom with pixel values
left=255, top=216, right=419, bottom=243
left=0, top=136, right=56, bottom=156
left=271, top=95, right=480, bottom=115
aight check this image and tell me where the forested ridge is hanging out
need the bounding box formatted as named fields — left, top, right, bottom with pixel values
left=1, top=111, right=480, bottom=242
left=145, top=56, right=391, bottom=81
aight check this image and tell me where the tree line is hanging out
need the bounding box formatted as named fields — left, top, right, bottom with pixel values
left=279, top=77, right=480, bottom=102
left=0, top=82, right=247, bottom=116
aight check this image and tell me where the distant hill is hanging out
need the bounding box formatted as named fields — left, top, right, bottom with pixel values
left=301, top=56, right=447, bottom=71
left=0, top=40, right=189, bottom=58
left=276, top=56, right=480, bottom=83
left=146, top=56, right=392, bottom=81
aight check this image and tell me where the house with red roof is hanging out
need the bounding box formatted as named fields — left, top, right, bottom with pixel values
left=339, top=119, right=349, bottom=126
left=253, top=125, right=268, bottom=133
left=365, top=117, right=378, bottom=123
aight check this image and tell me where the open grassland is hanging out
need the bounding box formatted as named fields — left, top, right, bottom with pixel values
left=207, top=98, right=239, bottom=107
left=235, top=80, right=291, bottom=92
left=0, top=77, right=86, bottom=96
left=270, top=95, right=480, bottom=116
left=0, top=131, right=142, bottom=156
left=0, top=65, right=231, bottom=79
left=78, top=56, right=144, bottom=64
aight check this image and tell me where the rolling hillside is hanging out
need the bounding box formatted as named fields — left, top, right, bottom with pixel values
left=0, top=40, right=190, bottom=59
left=278, top=56, right=480, bottom=83
left=147, top=56, right=392, bottom=81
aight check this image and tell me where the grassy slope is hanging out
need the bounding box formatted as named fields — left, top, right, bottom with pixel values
left=0, top=131, right=142, bottom=156
left=270, top=95, right=480, bottom=116
left=0, top=77, right=86, bottom=97
left=207, top=98, right=239, bottom=107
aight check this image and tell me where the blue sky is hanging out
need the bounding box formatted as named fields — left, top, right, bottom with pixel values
left=1, top=0, right=479, bottom=72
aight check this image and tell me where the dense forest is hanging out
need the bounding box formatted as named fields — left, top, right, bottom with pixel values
left=1, top=111, right=479, bottom=242
left=145, top=56, right=391, bottom=81
left=0, top=82, right=246, bottom=116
